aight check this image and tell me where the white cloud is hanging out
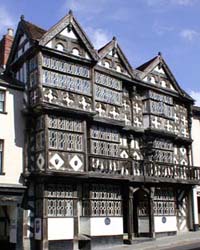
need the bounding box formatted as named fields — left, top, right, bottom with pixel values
left=0, top=6, right=14, bottom=30
left=65, top=0, right=107, bottom=15
left=180, top=29, right=200, bottom=42
left=86, top=27, right=110, bottom=49
left=153, top=22, right=174, bottom=35
left=190, top=91, right=200, bottom=106
left=171, top=0, right=197, bottom=5
left=145, top=0, right=197, bottom=6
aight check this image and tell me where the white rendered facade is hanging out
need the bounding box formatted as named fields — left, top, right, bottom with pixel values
left=0, top=77, right=26, bottom=249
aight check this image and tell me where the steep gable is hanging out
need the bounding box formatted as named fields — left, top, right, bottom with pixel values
left=97, top=37, right=133, bottom=78
left=39, top=10, right=98, bottom=61
left=7, top=16, right=46, bottom=66
left=137, top=53, right=193, bottom=100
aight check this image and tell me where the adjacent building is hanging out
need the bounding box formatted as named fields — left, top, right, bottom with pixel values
left=0, top=29, right=26, bottom=250
left=192, top=106, right=200, bottom=229
left=1, top=10, right=200, bottom=250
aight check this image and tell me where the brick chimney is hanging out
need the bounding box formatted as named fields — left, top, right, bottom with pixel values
left=0, top=28, right=14, bottom=69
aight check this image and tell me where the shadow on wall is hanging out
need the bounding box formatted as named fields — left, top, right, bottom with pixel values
left=9, top=87, right=25, bottom=185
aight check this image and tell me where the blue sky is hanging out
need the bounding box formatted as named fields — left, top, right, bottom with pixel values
left=0, top=0, right=200, bottom=104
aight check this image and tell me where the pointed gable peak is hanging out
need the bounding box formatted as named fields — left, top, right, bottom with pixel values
left=137, top=53, right=192, bottom=99
left=39, top=11, right=98, bottom=61
left=97, top=37, right=133, bottom=78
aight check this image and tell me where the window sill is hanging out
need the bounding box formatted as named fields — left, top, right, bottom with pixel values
left=0, top=172, right=5, bottom=175
left=0, top=111, right=7, bottom=115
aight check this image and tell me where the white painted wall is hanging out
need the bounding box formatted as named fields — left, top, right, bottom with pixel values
left=80, top=217, right=123, bottom=236
left=80, top=217, right=90, bottom=235
left=192, top=116, right=200, bottom=166
left=191, top=115, right=200, bottom=227
left=48, top=218, right=74, bottom=240
left=154, top=216, right=177, bottom=233
left=0, top=86, right=24, bottom=184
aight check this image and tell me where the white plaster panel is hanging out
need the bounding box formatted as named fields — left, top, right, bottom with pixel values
left=46, top=41, right=52, bottom=48
left=80, top=217, right=90, bottom=235
left=60, top=28, right=77, bottom=39
left=48, top=218, right=74, bottom=240
left=154, top=216, right=177, bottom=232
left=192, top=117, right=200, bottom=166
left=0, top=88, right=24, bottom=184
left=138, top=217, right=149, bottom=233
left=90, top=217, right=123, bottom=236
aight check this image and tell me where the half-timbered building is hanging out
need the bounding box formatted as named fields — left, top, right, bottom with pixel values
left=5, top=11, right=200, bottom=250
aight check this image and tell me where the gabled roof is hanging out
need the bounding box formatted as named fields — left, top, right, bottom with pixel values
left=22, top=19, right=46, bottom=41
left=98, top=36, right=133, bottom=77
left=137, top=53, right=194, bottom=102
left=39, top=10, right=99, bottom=61
left=6, top=16, right=46, bottom=66
left=136, top=56, right=157, bottom=71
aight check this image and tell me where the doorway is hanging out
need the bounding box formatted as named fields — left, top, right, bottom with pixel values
left=133, top=189, right=151, bottom=237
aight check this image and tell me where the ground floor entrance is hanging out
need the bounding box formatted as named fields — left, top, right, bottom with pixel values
left=0, top=185, right=25, bottom=250
left=28, top=179, right=193, bottom=250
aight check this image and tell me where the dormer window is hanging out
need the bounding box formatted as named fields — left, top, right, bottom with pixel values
left=116, top=65, right=121, bottom=72
left=72, top=48, right=80, bottom=56
left=55, top=43, right=64, bottom=51
left=104, top=61, right=110, bottom=68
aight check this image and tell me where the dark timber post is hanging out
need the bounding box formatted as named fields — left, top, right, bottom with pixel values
left=149, top=187, right=155, bottom=238
left=128, top=187, right=134, bottom=244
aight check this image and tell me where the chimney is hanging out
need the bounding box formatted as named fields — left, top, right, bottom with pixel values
left=0, top=28, right=14, bottom=69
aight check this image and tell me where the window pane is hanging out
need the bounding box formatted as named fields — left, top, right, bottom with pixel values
left=0, top=102, right=3, bottom=112
left=0, top=91, right=4, bottom=101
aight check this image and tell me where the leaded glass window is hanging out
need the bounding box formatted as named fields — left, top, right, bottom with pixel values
left=48, top=116, right=84, bottom=153
left=46, top=184, right=75, bottom=217
left=95, top=72, right=122, bottom=90
left=82, top=184, right=122, bottom=217
left=42, top=70, right=91, bottom=95
left=48, top=131, right=83, bottom=152
left=0, top=91, right=5, bottom=112
left=90, top=126, right=120, bottom=158
left=153, top=188, right=175, bottom=216
left=42, top=56, right=90, bottom=78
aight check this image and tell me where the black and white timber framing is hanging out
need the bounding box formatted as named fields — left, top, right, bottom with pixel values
left=5, top=10, right=200, bottom=250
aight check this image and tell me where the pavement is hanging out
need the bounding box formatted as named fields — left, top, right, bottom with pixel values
left=103, top=231, right=200, bottom=250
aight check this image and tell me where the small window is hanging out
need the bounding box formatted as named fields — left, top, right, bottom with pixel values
left=0, top=91, right=5, bottom=113
left=104, top=61, right=110, bottom=68
left=72, top=48, right=80, bottom=56
left=56, top=43, right=64, bottom=52
left=116, top=65, right=121, bottom=72
left=0, top=140, right=3, bottom=173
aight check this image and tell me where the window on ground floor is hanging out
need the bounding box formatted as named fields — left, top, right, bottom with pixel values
left=153, top=188, right=176, bottom=216
left=82, top=184, right=122, bottom=217
left=0, top=91, right=5, bottom=113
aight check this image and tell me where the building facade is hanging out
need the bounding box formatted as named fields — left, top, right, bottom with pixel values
left=3, top=11, right=200, bottom=250
left=0, top=28, right=26, bottom=250
left=192, top=106, right=200, bottom=230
